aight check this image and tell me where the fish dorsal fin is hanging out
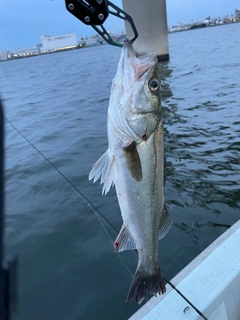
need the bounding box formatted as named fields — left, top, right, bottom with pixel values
left=123, top=142, right=142, bottom=182
left=114, top=225, right=136, bottom=252
left=158, top=203, right=172, bottom=240
left=89, top=149, right=115, bottom=195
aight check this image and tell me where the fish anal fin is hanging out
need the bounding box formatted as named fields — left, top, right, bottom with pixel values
left=89, top=149, right=115, bottom=195
left=158, top=202, right=172, bottom=240
left=114, top=225, right=136, bottom=252
left=123, top=142, right=142, bottom=182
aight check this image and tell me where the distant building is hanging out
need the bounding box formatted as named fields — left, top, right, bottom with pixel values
left=40, top=33, right=77, bottom=52
left=83, top=38, right=98, bottom=46
left=0, top=50, right=7, bottom=61
left=36, top=43, right=43, bottom=50
left=81, top=35, right=104, bottom=46
left=236, top=9, right=240, bottom=20
left=13, top=46, right=39, bottom=57
left=204, top=17, right=211, bottom=25
left=80, top=34, right=107, bottom=47
left=169, top=26, right=179, bottom=32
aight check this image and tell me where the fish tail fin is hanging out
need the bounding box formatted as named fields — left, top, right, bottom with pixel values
left=126, top=262, right=166, bottom=305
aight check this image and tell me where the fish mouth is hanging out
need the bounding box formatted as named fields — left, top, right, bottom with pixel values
left=122, top=39, right=158, bottom=81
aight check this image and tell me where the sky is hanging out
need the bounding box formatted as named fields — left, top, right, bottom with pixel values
left=0, top=0, right=239, bottom=50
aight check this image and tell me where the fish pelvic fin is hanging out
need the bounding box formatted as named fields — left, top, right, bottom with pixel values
left=88, top=149, right=115, bottom=195
left=158, top=202, right=172, bottom=240
left=114, top=225, right=136, bottom=252
left=126, top=262, right=166, bottom=305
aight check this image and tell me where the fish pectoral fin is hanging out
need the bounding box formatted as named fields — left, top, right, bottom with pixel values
left=158, top=203, right=172, bottom=240
left=123, top=142, right=142, bottom=182
left=114, top=225, right=136, bottom=252
left=89, top=149, right=115, bottom=195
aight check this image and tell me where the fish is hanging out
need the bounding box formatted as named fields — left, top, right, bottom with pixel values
left=89, top=39, right=172, bottom=305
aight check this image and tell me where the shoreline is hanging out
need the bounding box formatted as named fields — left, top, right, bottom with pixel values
left=1, top=21, right=239, bottom=63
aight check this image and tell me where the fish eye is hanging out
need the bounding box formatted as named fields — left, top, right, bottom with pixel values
left=148, top=78, right=159, bottom=91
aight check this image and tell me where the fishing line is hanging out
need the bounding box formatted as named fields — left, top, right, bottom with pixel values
left=4, top=116, right=133, bottom=277
left=5, top=116, right=207, bottom=318
left=164, top=277, right=209, bottom=320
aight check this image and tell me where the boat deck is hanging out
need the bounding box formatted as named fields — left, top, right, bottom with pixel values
left=129, top=220, right=240, bottom=320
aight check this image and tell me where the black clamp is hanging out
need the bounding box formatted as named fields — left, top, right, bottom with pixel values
left=65, top=0, right=138, bottom=47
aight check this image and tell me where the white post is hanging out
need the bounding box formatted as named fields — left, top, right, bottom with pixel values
left=122, top=0, right=169, bottom=60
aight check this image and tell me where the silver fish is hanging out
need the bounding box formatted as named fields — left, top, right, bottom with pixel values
left=89, top=39, right=172, bottom=305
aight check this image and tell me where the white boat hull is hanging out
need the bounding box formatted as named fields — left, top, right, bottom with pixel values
left=129, top=220, right=240, bottom=320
